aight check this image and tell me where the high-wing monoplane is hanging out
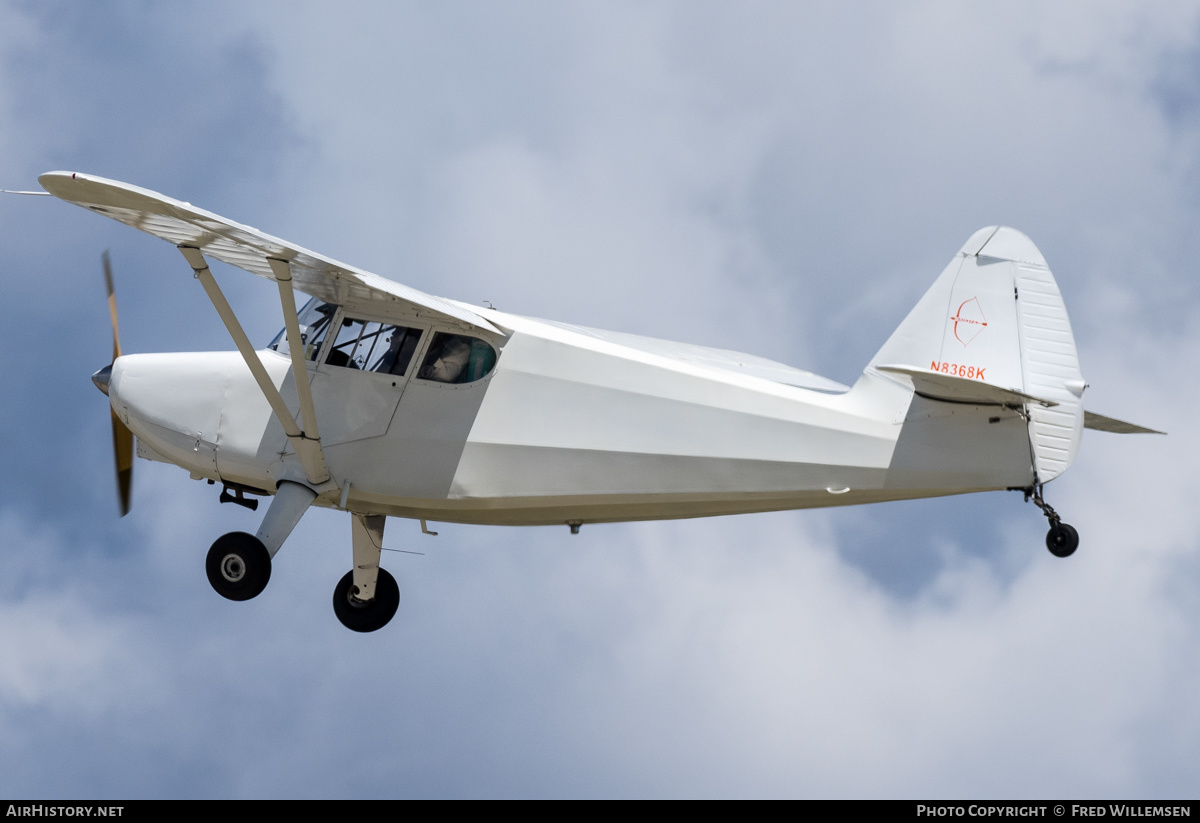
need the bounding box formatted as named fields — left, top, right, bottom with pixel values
left=37, top=171, right=1160, bottom=632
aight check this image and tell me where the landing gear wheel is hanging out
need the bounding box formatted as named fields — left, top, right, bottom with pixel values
left=1024, top=483, right=1079, bottom=559
left=1046, top=522, right=1079, bottom=558
left=206, top=532, right=271, bottom=601
left=333, top=567, right=399, bottom=633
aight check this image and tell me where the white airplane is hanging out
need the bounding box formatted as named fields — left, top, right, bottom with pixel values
left=35, top=171, right=1160, bottom=632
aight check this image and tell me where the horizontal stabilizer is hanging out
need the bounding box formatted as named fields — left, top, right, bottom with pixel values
left=1083, top=411, right=1164, bottom=435
left=874, top=364, right=1058, bottom=407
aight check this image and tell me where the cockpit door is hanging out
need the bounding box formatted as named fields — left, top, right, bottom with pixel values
left=306, top=314, right=425, bottom=446
left=306, top=369, right=405, bottom=445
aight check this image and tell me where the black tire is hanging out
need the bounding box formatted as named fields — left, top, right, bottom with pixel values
left=1046, top=522, right=1079, bottom=558
left=332, top=567, right=399, bottom=633
left=206, top=532, right=272, bottom=601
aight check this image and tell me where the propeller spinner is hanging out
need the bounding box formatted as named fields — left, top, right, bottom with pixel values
left=92, top=250, right=134, bottom=516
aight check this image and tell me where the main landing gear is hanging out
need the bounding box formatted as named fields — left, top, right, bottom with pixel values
left=206, top=480, right=316, bottom=601
left=331, top=513, right=399, bottom=633
left=204, top=482, right=399, bottom=632
left=206, top=532, right=271, bottom=600
left=333, top=568, right=400, bottom=633
left=1025, top=483, right=1079, bottom=558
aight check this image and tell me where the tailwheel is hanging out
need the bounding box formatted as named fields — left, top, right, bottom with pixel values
left=206, top=532, right=271, bottom=600
left=1024, top=483, right=1079, bottom=558
left=1046, top=522, right=1079, bottom=558
left=333, top=567, right=399, bottom=633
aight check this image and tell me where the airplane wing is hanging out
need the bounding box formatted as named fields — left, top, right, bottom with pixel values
left=39, top=171, right=500, bottom=335
left=1083, top=411, right=1164, bottom=435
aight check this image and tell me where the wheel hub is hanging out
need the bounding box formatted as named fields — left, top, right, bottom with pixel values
left=220, top=553, right=246, bottom=583
left=347, top=586, right=372, bottom=609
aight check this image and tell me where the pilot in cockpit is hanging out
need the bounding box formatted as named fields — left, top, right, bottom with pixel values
left=418, top=335, right=472, bottom=383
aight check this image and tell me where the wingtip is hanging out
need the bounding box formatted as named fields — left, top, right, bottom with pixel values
left=38, top=170, right=77, bottom=197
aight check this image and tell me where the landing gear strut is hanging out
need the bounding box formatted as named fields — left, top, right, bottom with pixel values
left=1025, top=483, right=1079, bottom=558
left=205, top=480, right=317, bottom=601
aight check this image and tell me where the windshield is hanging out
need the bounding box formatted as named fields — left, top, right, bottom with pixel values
left=268, top=298, right=336, bottom=361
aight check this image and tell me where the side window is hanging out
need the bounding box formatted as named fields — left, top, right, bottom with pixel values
left=417, top=333, right=497, bottom=384
left=326, top=318, right=423, bottom=375
left=269, top=299, right=336, bottom=362
left=373, top=326, right=422, bottom=376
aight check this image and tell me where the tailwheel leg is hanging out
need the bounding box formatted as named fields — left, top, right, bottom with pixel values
left=1025, top=483, right=1079, bottom=558
left=333, top=514, right=399, bottom=633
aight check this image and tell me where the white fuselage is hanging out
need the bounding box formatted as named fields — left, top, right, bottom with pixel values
left=109, top=308, right=1036, bottom=526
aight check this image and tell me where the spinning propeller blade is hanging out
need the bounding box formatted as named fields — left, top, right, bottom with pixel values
left=112, top=410, right=133, bottom=517
left=101, top=251, right=133, bottom=516
left=103, top=250, right=121, bottom=361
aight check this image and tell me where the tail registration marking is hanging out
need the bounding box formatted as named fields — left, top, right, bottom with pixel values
left=930, top=361, right=986, bottom=380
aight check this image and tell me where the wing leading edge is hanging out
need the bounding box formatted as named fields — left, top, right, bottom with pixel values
left=39, top=171, right=500, bottom=336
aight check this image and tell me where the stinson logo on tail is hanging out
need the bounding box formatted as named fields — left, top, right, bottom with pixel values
left=951, top=297, right=987, bottom=346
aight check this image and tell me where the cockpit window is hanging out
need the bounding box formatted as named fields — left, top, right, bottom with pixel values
left=326, top=317, right=423, bottom=375
left=417, top=333, right=497, bottom=384
left=372, top=327, right=422, bottom=375
left=268, top=298, right=335, bottom=361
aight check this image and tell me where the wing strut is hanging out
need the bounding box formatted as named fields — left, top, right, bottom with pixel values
left=178, top=245, right=330, bottom=486
left=268, top=257, right=324, bottom=447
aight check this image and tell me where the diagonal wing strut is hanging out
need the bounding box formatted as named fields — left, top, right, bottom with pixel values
left=178, top=245, right=330, bottom=486
left=268, top=257, right=324, bottom=448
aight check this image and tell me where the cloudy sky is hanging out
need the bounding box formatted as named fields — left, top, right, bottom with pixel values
left=0, top=1, right=1196, bottom=798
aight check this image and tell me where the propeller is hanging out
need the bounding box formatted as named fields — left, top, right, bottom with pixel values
left=93, top=251, right=134, bottom=516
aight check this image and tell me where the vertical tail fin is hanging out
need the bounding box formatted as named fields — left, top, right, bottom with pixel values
left=870, top=227, right=1085, bottom=483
